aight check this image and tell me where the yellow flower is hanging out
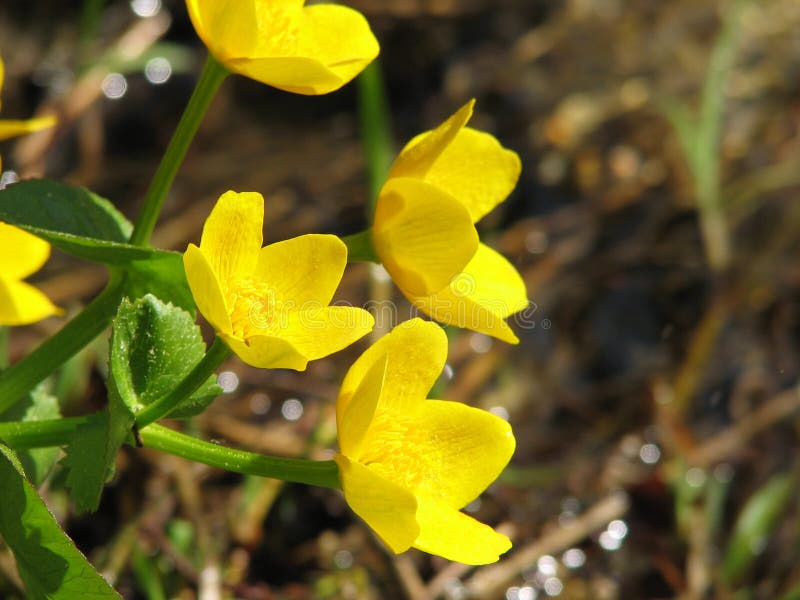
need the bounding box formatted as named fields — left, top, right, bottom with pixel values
left=0, top=223, right=61, bottom=326
left=334, top=318, right=515, bottom=564
left=371, top=100, right=529, bottom=343
left=184, top=190, right=374, bottom=370
left=185, top=0, right=379, bottom=95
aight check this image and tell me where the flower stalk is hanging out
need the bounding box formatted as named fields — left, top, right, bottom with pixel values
left=129, top=54, right=229, bottom=246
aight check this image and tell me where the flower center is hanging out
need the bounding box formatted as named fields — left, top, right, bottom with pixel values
left=360, top=412, right=432, bottom=494
left=228, top=277, right=276, bottom=340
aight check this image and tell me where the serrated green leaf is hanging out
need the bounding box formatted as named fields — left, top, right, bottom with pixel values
left=109, top=294, right=220, bottom=420
left=60, top=412, right=116, bottom=514
left=0, top=443, right=121, bottom=599
left=2, top=386, right=61, bottom=486
left=722, top=472, right=795, bottom=583
left=122, top=252, right=195, bottom=313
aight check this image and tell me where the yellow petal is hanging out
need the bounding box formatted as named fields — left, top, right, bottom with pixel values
left=183, top=243, right=232, bottom=335
left=255, top=234, right=346, bottom=307
left=227, top=56, right=345, bottom=95
left=409, top=243, right=529, bottom=344
left=0, top=115, right=56, bottom=142
left=199, top=191, right=263, bottom=289
left=388, top=100, right=474, bottom=181
left=0, top=223, right=51, bottom=279
left=413, top=499, right=511, bottom=565
left=420, top=127, right=521, bottom=223
left=185, top=0, right=263, bottom=61
left=334, top=454, right=419, bottom=554
left=278, top=306, right=374, bottom=362
left=406, top=400, right=515, bottom=509
left=186, top=0, right=376, bottom=95
left=0, top=278, right=61, bottom=326
left=294, top=4, right=379, bottom=90
left=337, top=319, right=447, bottom=425
left=221, top=332, right=308, bottom=371
left=338, top=355, right=387, bottom=459
left=373, top=177, right=478, bottom=297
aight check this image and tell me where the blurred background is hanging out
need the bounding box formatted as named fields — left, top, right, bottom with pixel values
left=2, top=0, right=800, bottom=598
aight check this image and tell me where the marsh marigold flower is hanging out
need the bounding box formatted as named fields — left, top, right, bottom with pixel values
left=334, top=318, right=515, bottom=564
left=185, top=0, right=379, bottom=95
left=371, top=100, right=529, bottom=343
left=184, top=190, right=373, bottom=370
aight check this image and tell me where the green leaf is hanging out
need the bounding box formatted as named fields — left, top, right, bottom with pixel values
left=122, top=252, right=195, bottom=314
left=0, top=443, right=121, bottom=599
left=0, top=179, right=130, bottom=241
left=722, top=472, right=795, bottom=583
left=60, top=412, right=116, bottom=514
left=2, top=386, right=61, bottom=486
left=109, top=295, right=220, bottom=420
left=0, top=179, right=153, bottom=264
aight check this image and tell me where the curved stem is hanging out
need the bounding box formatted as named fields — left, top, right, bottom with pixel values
left=135, top=337, right=232, bottom=428
left=357, top=59, right=393, bottom=218
left=140, top=424, right=341, bottom=489
left=0, top=281, right=123, bottom=416
left=129, top=54, right=228, bottom=246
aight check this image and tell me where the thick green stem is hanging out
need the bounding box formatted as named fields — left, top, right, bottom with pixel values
left=357, top=60, right=394, bottom=217
left=0, top=415, right=91, bottom=449
left=0, top=418, right=341, bottom=489
left=129, top=54, right=228, bottom=246
left=0, top=282, right=123, bottom=416
left=140, top=424, right=341, bottom=489
left=135, top=337, right=232, bottom=428
left=342, top=230, right=379, bottom=263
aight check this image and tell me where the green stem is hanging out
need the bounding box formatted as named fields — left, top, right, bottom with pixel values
left=0, top=282, right=123, bottom=416
left=0, top=415, right=91, bottom=449
left=135, top=337, right=232, bottom=428
left=357, top=59, right=393, bottom=218
left=341, top=230, right=379, bottom=263
left=0, top=417, right=341, bottom=489
left=129, top=54, right=228, bottom=246
left=140, top=424, right=341, bottom=489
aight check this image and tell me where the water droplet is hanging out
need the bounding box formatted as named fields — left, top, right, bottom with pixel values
left=0, top=170, right=19, bottom=189
left=639, top=443, right=661, bottom=464
left=469, top=333, right=493, bottom=353
left=145, top=57, right=172, bottom=85
left=489, top=406, right=510, bottom=421
left=249, top=393, right=270, bottom=415
left=685, top=467, right=707, bottom=488
left=607, top=519, right=628, bottom=540
left=537, top=555, right=557, bottom=576
left=562, top=548, right=585, bottom=569
left=598, top=531, right=622, bottom=551
left=101, top=73, right=127, bottom=99
left=543, top=577, right=563, bottom=596
left=130, top=0, right=161, bottom=17
left=281, top=398, right=303, bottom=421
left=333, top=550, right=353, bottom=569
left=217, top=371, right=239, bottom=393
